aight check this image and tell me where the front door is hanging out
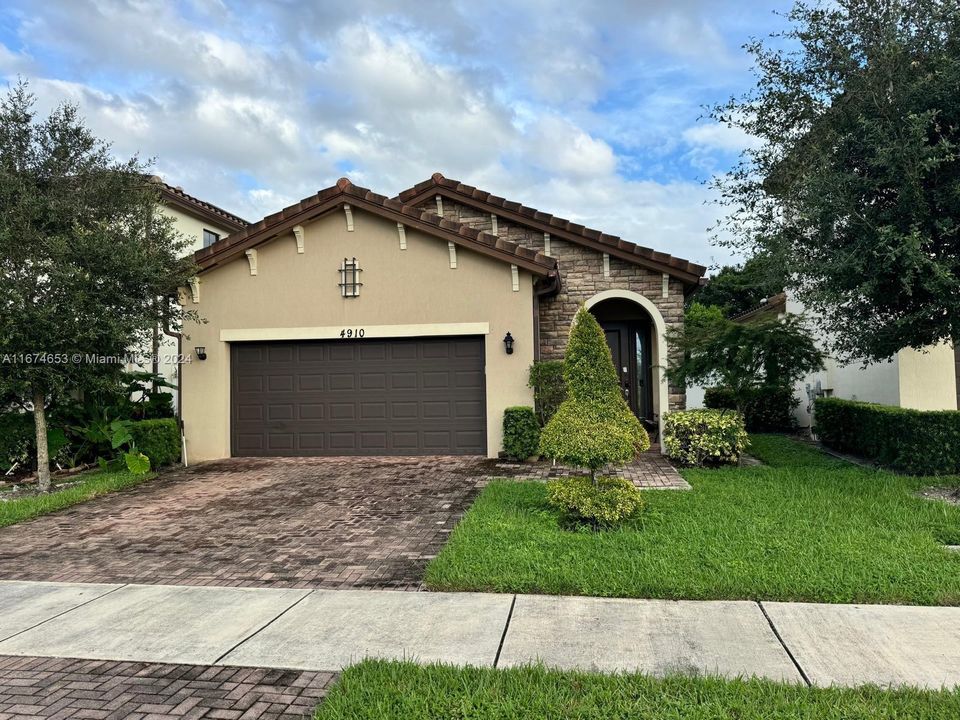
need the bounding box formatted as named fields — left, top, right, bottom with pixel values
left=602, top=322, right=652, bottom=421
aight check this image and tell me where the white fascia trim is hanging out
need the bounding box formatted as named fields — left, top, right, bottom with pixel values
left=220, top=322, right=490, bottom=343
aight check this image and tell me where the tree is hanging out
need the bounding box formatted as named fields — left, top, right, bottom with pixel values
left=711, top=0, right=960, bottom=362
left=0, top=81, right=195, bottom=491
left=691, top=254, right=785, bottom=316
left=667, top=303, right=826, bottom=414
left=539, top=306, right=650, bottom=483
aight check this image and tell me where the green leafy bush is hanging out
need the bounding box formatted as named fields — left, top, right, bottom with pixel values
left=815, top=398, right=960, bottom=475
left=129, top=418, right=180, bottom=468
left=540, top=307, right=650, bottom=480
left=663, top=409, right=749, bottom=467
left=547, top=475, right=644, bottom=526
left=0, top=411, right=70, bottom=472
left=528, top=360, right=566, bottom=425
left=502, top=406, right=540, bottom=460
left=0, top=411, right=36, bottom=472
left=705, top=385, right=798, bottom=432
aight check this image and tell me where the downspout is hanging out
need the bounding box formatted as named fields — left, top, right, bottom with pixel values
left=161, top=308, right=188, bottom=467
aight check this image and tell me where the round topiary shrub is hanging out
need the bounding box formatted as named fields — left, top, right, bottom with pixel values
left=502, top=406, right=540, bottom=460
left=539, top=306, right=650, bottom=481
left=547, top=475, right=645, bottom=526
left=663, top=409, right=749, bottom=467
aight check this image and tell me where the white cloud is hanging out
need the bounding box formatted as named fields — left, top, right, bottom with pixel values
left=683, top=122, right=759, bottom=153
left=0, top=0, right=766, bottom=267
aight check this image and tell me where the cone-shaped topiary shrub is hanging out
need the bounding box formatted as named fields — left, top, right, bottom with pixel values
left=539, top=306, right=650, bottom=484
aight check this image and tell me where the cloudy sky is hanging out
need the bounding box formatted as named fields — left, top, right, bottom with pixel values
left=0, top=0, right=790, bottom=269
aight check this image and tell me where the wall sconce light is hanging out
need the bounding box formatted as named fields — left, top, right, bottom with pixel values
left=195, top=346, right=207, bottom=361
left=503, top=332, right=514, bottom=355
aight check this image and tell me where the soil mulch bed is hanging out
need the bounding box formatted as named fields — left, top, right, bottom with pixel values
left=918, top=486, right=960, bottom=507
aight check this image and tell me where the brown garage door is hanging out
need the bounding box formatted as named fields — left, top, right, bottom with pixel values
left=231, top=337, right=486, bottom=456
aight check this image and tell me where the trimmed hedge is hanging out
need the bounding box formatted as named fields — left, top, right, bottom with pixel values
left=704, top=385, right=798, bottom=432
left=528, top=360, right=566, bottom=426
left=129, top=418, right=181, bottom=468
left=814, top=397, right=960, bottom=475
left=547, top=475, right=644, bottom=526
left=502, top=407, right=540, bottom=460
left=663, top=409, right=749, bottom=467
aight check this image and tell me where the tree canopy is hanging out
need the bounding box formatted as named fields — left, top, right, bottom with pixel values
left=711, top=0, right=960, bottom=362
left=0, top=81, right=196, bottom=490
left=667, top=303, right=826, bottom=412
left=691, top=254, right=785, bottom=316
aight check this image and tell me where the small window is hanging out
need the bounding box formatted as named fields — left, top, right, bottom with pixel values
left=203, top=229, right=220, bottom=247
left=339, top=257, right=362, bottom=298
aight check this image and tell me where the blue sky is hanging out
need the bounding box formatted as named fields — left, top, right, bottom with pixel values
left=0, top=0, right=792, bottom=269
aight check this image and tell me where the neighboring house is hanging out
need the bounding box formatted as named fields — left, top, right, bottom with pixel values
left=179, top=173, right=705, bottom=462
left=690, top=291, right=959, bottom=430
left=128, top=178, right=249, bottom=408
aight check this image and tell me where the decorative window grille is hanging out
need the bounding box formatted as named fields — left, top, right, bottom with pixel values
left=339, top=257, right=362, bottom=297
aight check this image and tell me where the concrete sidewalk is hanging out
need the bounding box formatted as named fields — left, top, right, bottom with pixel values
left=2, top=580, right=959, bottom=689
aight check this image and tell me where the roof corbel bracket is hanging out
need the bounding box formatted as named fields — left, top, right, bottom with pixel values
left=292, top=225, right=305, bottom=254
left=245, top=249, right=258, bottom=276
left=343, top=204, right=354, bottom=231
left=662, top=273, right=669, bottom=298
left=543, top=232, right=551, bottom=256
left=435, top=194, right=444, bottom=216
left=397, top=223, right=407, bottom=250
left=511, top=264, right=519, bottom=292
left=491, top=214, right=498, bottom=235
left=448, top=241, right=457, bottom=269
left=188, top=277, right=200, bottom=304
left=603, top=253, right=610, bottom=278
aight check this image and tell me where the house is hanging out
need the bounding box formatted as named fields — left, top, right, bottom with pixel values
left=179, top=174, right=705, bottom=461
left=152, top=177, right=249, bottom=252
left=128, top=178, right=249, bottom=407
left=690, top=291, right=959, bottom=430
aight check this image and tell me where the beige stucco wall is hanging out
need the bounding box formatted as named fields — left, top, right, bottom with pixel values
left=898, top=342, right=957, bottom=411
left=180, top=207, right=536, bottom=462
left=160, top=205, right=235, bottom=254
left=127, top=207, right=236, bottom=408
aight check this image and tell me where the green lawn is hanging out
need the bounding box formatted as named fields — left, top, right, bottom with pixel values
left=425, top=435, right=960, bottom=605
left=315, top=659, right=960, bottom=719
left=0, top=468, right=154, bottom=528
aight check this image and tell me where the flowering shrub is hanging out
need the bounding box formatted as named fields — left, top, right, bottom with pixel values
left=663, top=409, right=749, bottom=467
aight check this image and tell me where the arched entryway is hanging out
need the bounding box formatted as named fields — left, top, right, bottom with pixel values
left=585, top=289, right=670, bottom=447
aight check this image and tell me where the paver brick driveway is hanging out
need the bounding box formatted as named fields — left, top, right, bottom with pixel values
left=0, top=457, right=489, bottom=590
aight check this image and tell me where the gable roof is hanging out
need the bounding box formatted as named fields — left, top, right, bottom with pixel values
left=194, top=178, right=559, bottom=281
left=150, top=176, right=249, bottom=233
left=396, top=173, right=707, bottom=286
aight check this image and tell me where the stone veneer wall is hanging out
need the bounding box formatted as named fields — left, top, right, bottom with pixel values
left=416, top=197, right=687, bottom=411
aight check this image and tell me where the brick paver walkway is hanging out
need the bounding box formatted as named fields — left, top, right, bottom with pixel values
left=0, top=656, right=334, bottom=719
left=491, top=449, right=691, bottom=489
left=0, top=456, right=486, bottom=590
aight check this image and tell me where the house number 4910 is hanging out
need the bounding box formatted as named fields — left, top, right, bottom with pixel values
left=340, top=328, right=365, bottom=338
